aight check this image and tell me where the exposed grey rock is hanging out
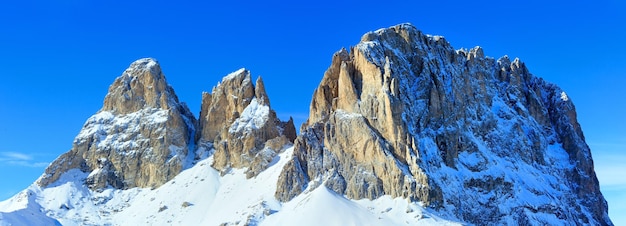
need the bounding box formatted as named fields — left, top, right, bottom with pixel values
left=275, top=23, right=612, bottom=225
left=38, top=58, right=197, bottom=190
left=197, top=69, right=296, bottom=178
left=37, top=60, right=297, bottom=191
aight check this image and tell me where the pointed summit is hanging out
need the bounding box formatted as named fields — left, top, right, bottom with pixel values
left=198, top=68, right=255, bottom=143
left=197, top=69, right=295, bottom=178
left=101, top=58, right=180, bottom=114
left=38, top=58, right=197, bottom=190
left=254, top=76, right=270, bottom=106
left=126, top=57, right=161, bottom=74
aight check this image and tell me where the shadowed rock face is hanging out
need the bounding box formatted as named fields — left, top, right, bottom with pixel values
left=38, top=58, right=197, bottom=190
left=275, top=24, right=611, bottom=225
left=197, top=69, right=296, bottom=178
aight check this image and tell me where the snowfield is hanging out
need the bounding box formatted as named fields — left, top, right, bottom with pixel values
left=0, top=147, right=460, bottom=226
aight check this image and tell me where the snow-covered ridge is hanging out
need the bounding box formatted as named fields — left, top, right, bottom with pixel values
left=0, top=147, right=460, bottom=225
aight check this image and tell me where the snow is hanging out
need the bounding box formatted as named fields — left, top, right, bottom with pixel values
left=229, top=98, right=270, bottom=134
left=223, top=68, right=248, bottom=81
left=76, top=108, right=169, bottom=155
left=0, top=145, right=460, bottom=225
left=349, top=24, right=605, bottom=224
left=0, top=193, right=61, bottom=226
left=262, top=186, right=391, bottom=226
left=334, top=109, right=362, bottom=119
left=263, top=186, right=461, bottom=226
left=112, top=147, right=289, bottom=226
left=430, top=35, right=445, bottom=42
left=145, top=59, right=158, bottom=69
left=560, top=91, right=569, bottom=101
left=124, top=58, right=160, bottom=76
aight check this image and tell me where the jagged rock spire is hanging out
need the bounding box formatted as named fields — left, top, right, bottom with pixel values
left=198, top=68, right=255, bottom=143
left=197, top=68, right=296, bottom=178
left=255, top=76, right=270, bottom=106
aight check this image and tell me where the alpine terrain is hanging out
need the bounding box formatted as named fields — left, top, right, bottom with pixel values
left=0, top=24, right=612, bottom=225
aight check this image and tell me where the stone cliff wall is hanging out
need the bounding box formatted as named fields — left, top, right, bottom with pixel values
left=197, top=69, right=296, bottom=178
left=275, top=24, right=611, bottom=225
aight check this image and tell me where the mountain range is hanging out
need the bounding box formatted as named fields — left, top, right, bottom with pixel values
left=0, top=23, right=612, bottom=225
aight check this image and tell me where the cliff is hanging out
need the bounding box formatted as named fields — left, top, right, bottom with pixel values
left=275, top=24, right=611, bottom=225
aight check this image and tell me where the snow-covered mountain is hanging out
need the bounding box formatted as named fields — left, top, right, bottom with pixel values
left=0, top=24, right=612, bottom=225
left=276, top=23, right=611, bottom=225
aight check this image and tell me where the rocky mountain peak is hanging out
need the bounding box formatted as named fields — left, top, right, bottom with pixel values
left=101, top=58, right=181, bottom=114
left=276, top=23, right=611, bottom=225
left=38, top=58, right=197, bottom=190
left=126, top=57, right=161, bottom=74
left=198, top=68, right=256, bottom=143
left=198, top=68, right=296, bottom=178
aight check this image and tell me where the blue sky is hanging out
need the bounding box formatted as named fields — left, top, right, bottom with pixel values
left=1, top=0, right=624, bottom=223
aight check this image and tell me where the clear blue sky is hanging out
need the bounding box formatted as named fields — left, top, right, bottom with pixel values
left=1, top=0, right=624, bottom=223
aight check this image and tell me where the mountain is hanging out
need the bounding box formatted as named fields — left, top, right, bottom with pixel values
left=275, top=23, right=611, bottom=225
left=0, top=24, right=612, bottom=225
left=37, top=58, right=198, bottom=191
left=196, top=68, right=297, bottom=178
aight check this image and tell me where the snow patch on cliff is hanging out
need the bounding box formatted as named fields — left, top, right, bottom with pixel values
left=229, top=98, right=270, bottom=134
left=76, top=108, right=169, bottom=155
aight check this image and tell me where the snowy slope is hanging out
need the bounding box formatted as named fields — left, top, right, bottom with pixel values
left=0, top=147, right=460, bottom=225
left=262, top=185, right=459, bottom=226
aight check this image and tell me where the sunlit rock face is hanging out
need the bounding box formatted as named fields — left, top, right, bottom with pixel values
left=275, top=24, right=611, bottom=225
left=38, top=60, right=298, bottom=192
left=39, top=58, right=197, bottom=190
left=197, top=69, right=296, bottom=178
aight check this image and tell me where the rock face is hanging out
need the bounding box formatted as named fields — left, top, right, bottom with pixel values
left=36, top=60, right=295, bottom=191
left=38, top=58, right=197, bottom=190
left=197, top=69, right=296, bottom=178
left=275, top=24, right=612, bottom=225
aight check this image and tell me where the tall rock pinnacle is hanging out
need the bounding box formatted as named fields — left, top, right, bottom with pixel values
left=275, top=24, right=611, bottom=225
left=38, top=58, right=197, bottom=190
left=197, top=69, right=296, bottom=178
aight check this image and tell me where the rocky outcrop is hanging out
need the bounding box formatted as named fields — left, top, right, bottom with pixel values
left=38, top=58, right=197, bottom=190
left=276, top=24, right=612, bottom=225
left=37, top=60, right=295, bottom=190
left=197, top=69, right=296, bottom=178
left=276, top=47, right=429, bottom=202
